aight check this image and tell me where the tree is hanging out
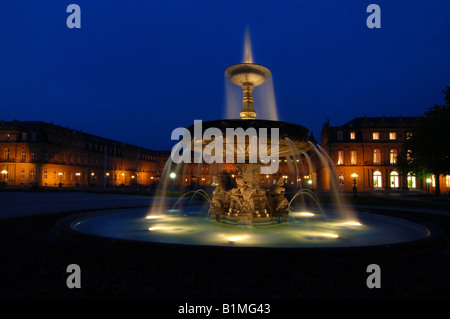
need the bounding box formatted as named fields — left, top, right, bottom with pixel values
left=398, top=87, right=450, bottom=196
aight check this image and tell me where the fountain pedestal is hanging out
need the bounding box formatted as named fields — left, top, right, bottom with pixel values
left=209, top=162, right=291, bottom=225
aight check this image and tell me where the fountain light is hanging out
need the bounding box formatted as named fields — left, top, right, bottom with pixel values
left=228, top=236, right=242, bottom=244
left=322, top=233, right=340, bottom=239
left=345, top=221, right=362, bottom=226
left=292, top=211, right=315, bottom=217
left=145, top=215, right=162, bottom=219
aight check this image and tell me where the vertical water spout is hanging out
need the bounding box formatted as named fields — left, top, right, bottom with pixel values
left=243, top=26, right=253, bottom=63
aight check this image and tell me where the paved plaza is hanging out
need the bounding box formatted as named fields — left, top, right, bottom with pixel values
left=0, top=191, right=156, bottom=219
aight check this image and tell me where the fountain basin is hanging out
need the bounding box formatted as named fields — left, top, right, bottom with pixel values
left=55, top=207, right=438, bottom=250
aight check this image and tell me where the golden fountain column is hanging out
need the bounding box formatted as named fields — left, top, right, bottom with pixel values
left=225, top=63, right=271, bottom=120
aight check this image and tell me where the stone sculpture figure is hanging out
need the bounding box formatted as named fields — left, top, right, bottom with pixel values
left=241, top=182, right=256, bottom=214
left=270, top=177, right=291, bottom=213
left=211, top=175, right=229, bottom=210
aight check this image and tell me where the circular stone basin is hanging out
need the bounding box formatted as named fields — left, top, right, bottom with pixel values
left=61, top=207, right=433, bottom=249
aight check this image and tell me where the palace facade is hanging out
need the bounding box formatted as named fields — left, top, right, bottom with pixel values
left=0, top=120, right=169, bottom=188
left=318, top=115, right=450, bottom=194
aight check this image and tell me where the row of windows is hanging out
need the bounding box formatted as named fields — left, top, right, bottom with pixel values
left=336, top=131, right=411, bottom=141
left=3, top=147, right=156, bottom=164
left=3, top=148, right=36, bottom=161
left=1, top=132, right=38, bottom=142
left=337, top=149, right=398, bottom=165
left=339, top=171, right=416, bottom=188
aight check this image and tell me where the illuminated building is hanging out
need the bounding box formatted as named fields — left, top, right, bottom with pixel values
left=0, top=120, right=169, bottom=188
left=317, top=115, right=447, bottom=193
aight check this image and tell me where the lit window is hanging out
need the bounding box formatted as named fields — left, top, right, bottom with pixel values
left=337, top=131, right=343, bottom=141
left=389, top=149, right=398, bottom=164
left=338, top=174, right=344, bottom=185
left=432, top=175, right=436, bottom=187
left=390, top=171, right=399, bottom=188
left=389, top=132, right=396, bottom=140
left=337, top=151, right=344, bottom=165
left=406, top=132, right=413, bottom=140
left=446, top=175, right=450, bottom=188
left=373, top=171, right=382, bottom=188
left=350, top=151, right=357, bottom=165
left=350, top=132, right=355, bottom=140
left=407, top=173, right=416, bottom=188
left=372, top=132, right=379, bottom=140
left=30, top=168, right=35, bottom=180
left=20, top=168, right=25, bottom=179
left=373, top=149, right=381, bottom=164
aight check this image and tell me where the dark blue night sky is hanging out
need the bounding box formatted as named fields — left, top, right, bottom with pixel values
left=1, top=0, right=449, bottom=150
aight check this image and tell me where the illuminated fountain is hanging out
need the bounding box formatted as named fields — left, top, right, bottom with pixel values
left=55, top=32, right=440, bottom=254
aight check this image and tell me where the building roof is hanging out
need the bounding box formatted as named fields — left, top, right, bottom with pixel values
left=323, top=115, right=423, bottom=131
left=0, top=119, right=168, bottom=155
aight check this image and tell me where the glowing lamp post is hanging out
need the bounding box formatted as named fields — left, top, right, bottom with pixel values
left=170, top=172, right=176, bottom=192
left=426, top=177, right=432, bottom=195
left=1, top=170, right=7, bottom=183
left=351, top=173, right=358, bottom=194
left=58, top=172, right=63, bottom=187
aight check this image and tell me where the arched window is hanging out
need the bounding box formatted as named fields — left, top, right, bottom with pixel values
left=373, top=170, right=382, bottom=188
left=373, top=149, right=381, bottom=165
left=389, top=149, right=398, bottom=165
left=407, top=173, right=416, bottom=188
left=390, top=171, right=399, bottom=188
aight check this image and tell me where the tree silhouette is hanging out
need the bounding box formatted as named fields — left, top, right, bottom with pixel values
left=398, top=87, right=450, bottom=196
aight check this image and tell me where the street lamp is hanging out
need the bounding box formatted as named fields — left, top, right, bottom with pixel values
left=58, top=172, right=63, bottom=187
left=1, top=170, right=7, bottom=183
left=351, top=173, right=358, bottom=194
left=170, top=172, right=176, bottom=192
left=426, top=177, right=432, bottom=195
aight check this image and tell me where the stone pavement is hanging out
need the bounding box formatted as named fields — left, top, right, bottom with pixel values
left=0, top=192, right=160, bottom=219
